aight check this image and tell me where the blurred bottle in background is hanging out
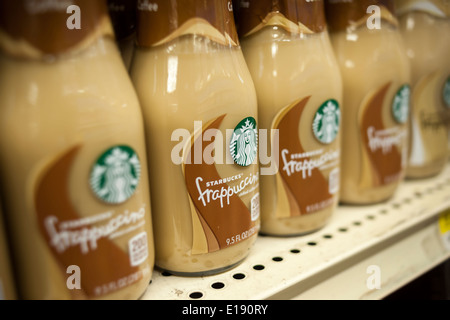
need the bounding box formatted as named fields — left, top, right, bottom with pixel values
left=238, top=0, right=343, bottom=236
left=325, top=0, right=411, bottom=204
left=396, top=0, right=450, bottom=178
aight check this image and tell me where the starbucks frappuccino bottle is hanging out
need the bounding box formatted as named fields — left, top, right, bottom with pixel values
left=238, top=0, right=342, bottom=236
left=131, top=0, right=260, bottom=275
left=108, top=0, right=137, bottom=71
left=0, top=201, right=17, bottom=300
left=396, top=0, right=450, bottom=178
left=0, top=0, right=154, bottom=300
left=325, top=0, right=411, bottom=204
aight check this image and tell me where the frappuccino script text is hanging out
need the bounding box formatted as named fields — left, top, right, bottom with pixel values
left=45, top=205, right=147, bottom=254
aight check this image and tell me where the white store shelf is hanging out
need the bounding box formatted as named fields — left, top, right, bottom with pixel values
left=141, top=165, right=450, bottom=300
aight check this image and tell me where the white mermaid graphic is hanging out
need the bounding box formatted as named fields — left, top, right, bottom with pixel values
left=230, top=118, right=258, bottom=167
left=313, top=100, right=340, bottom=144
left=392, top=85, right=410, bottom=124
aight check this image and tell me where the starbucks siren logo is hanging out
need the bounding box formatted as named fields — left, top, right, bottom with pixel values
left=230, top=117, right=258, bottom=167
left=443, top=76, right=450, bottom=108
left=392, top=84, right=410, bottom=123
left=312, top=99, right=340, bottom=144
left=90, top=146, right=141, bottom=204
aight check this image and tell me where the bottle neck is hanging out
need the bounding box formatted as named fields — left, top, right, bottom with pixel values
left=237, top=0, right=327, bottom=38
left=324, top=0, right=398, bottom=33
left=0, top=0, right=114, bottom=60
left=135, top=0, right=239, bottom=48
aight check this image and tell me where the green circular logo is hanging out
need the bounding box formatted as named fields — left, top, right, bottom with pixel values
left=230, top=117, right=258, bottom=167
left=312, top=99, right=340, bottom=144
left=392, top=84, right=410, bottom=124
left=90, top=146, right=141, bottom=204
left=443, top=76, right=450, bottom=108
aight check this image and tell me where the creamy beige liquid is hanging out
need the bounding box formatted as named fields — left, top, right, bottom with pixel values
left=131, top=35, right=260, bottom=275
left=330, top=21, right=411, bottom=204
left=398, top=10, right=450, bottom=178
left=240, top=28, right=342, bottom=236
left=0, top=37, right=154, bottom=300
left=0, top=202, right=17, bottom=300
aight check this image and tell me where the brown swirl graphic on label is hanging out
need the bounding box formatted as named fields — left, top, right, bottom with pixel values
left=182, top=115, right=258, bottom=254
left=35, top=146, right=142, bottom=298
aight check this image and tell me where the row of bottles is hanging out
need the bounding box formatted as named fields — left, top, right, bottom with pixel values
left=0, top=0, right=448, bottom=300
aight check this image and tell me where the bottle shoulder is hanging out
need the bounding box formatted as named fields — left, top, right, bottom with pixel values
left=0, top=38, right=141, bottom=115
left=330, top=27, right=408, bottom=62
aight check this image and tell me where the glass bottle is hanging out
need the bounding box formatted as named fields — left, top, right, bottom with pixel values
left=325, top=0, right=411, bottom=204
left=396, top=0, right=450, bottom=178
left=0, top=0, right=154, bottom=299
left=131, top=0, right=260, bottom=275
left=238, top=0, right=343, bottom=236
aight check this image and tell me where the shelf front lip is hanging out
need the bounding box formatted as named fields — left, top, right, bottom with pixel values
left=141, top=167, right=450, bottom=300
left=277, top=211, right=450, bottom=300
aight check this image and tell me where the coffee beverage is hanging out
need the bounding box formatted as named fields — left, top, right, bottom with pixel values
left=0, top=0, right=154, bottom=300
left=238, top=0, right=343, bottom=236
left=131, top=0, right=260, bottom=275
left=396, top=0, right=450, bottom=178
left=0, top=200, right=17, bottom=300
left=325, top=0, right=411, bottom=204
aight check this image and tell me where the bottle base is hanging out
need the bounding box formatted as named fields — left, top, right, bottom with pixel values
left=155, top=258, right=246, bottom=277
left=406, top=162, right=447, bottom=180
left=259, top=224, right=327, bottom=238
left=339, top=184, right=399, bottom=205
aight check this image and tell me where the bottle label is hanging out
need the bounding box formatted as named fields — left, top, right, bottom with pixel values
left=324, top=0, right=398, bottom=32
left=409, top=72, right=450, bottom=166
left=0, top=0, right=114, bottom=59
left=359, top=83, right=409, bottom=188
left=272, top=96, right=340, bottom=219
left=396, top=0, right=450, bottom=18
left=35, top=146, right=151, bottom=298
left=89, top=146, right=141, bottom=205
left=237, top=0, right=327, bottom=38
left=182, top=115, right=259, bottom=255
left=136, top=0, right=239, bottom=47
